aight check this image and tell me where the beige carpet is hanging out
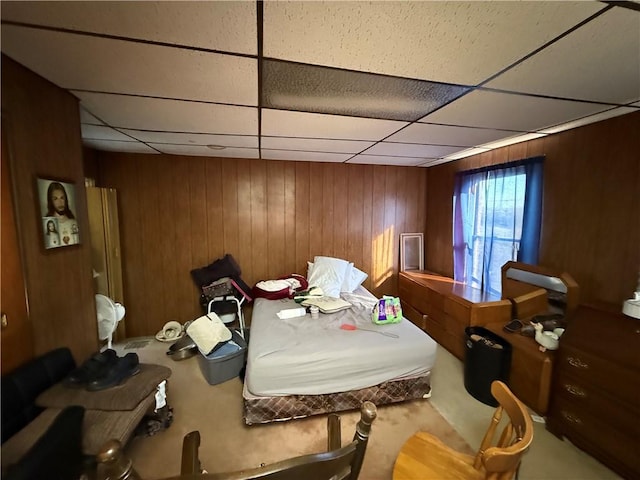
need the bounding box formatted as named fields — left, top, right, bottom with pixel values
left=116, top=337, right=472, bottom=480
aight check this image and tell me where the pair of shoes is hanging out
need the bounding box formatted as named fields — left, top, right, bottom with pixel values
left=64, top=349, right=118, bottom=387
left=86, top=353, right=140, bottom=391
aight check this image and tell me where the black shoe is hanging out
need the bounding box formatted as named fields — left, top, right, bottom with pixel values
left=64, top=349, right=118, bottom=387
left=86, top=353, right=140, bottom=391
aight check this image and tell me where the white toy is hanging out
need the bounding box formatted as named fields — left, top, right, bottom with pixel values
left=533, top=322, right=562, bottom=352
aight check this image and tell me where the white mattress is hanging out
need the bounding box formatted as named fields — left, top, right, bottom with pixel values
left=245, top=286, right=437, bottom=396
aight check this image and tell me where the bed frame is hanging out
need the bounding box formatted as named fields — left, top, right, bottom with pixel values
left=243, top=373, right=431, bottom=425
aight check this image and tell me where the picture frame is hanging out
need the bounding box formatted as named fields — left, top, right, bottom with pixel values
left=37, top=177, right=80, bottom=249
left=400, top=233, right=424, bottom=271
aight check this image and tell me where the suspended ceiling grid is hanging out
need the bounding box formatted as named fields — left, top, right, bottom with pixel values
left=1, top=1, right=639, bottom=167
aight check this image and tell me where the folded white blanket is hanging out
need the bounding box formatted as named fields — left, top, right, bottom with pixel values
left=186, top=313, right=232, bottom=355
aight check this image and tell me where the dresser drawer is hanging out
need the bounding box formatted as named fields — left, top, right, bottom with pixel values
left=555, top=371, right=640, bottom=438
left=399, top=278, right=429, bottom=314
left=557, top=345, right=639, bottom=406
left=400, top=300, right=427, bottom=330
left=551, top=396, right=640, bottom=475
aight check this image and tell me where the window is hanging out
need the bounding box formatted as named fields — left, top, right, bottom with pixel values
left=453, top=157, right=544, bottom=296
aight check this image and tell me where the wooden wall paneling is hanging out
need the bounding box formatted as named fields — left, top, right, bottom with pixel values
left=561, top=129, right=600, bottom=300
left=283, top=162, right=297, bottom=276
left=188, top=157, right=209, bottom=274
left=346, top=164, right=365, bottom=270
left=2, top=57, right=97, bottom=362
left=379, top=166, right=398, bottom=295
left=370, top=166, right=387, bottom=295
left=136, top=156, right=162, bottom=335
left=589, top=118, right=639, bottom=304
left=360, top=165, right=374, bottom=290
left=205, top=158, right=225, bottom=264
left=236, top=159, right=254, bottom=283
left=221, top=159, right=240, bottom=270
left=250, top=160, right=268, bottom=281
left=170, top=157, right=197, bottom=322
left=321, top=163, right=335, bottom=258
left=1, top=121, right=34, bottom=374
left=266, top=161, right=285, bottom=280
left=332, top=163, right=349, bottom=258
left=394, top=168, right=408, bottom=261
left=308, top=162, right=325, bottom=262
left=154, top=156, right=178, bottom=322
left=294, top=162, right=310, bottom=274
left=534, top=134, right=568, bottom=270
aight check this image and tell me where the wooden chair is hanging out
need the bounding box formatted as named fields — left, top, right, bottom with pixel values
left=96, top=401, right=377, bottom=480
left=393, top=381, right=533, bottom=480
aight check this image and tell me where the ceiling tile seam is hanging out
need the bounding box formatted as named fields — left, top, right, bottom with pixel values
left=475, top=4, right=614, bottom=88
left=257, top=147, right=365, bottom=155
left=416, top=121, right=528, bottom=134
left=0, top=20, right=257, bottom=60
left=111, top=127, right=257, bottom=138
left=601, top=1, right=640, bottom=13
left=336, top=86, right=474, bottom=162
left=530, top=105, right=632, bottom=132
left=476, top=86, right=629, bottom=107
left=257, top=0, right=264, bottom=160
left=70, top=89, right=258, bottom=109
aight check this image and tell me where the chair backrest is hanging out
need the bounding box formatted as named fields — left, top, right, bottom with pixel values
left=473, top=381, right=533, bottom=480
left=97, top=401, right=377, bottom=480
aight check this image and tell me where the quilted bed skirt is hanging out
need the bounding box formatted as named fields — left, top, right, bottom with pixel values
left=243, top=373, right=431, bottom=425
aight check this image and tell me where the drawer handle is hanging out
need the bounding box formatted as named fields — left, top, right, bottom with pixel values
left=564, top=384, right=587, bottom=398
left=561, top=411, right=582, bottom=424
left=567, top=357, right=589, bottom=369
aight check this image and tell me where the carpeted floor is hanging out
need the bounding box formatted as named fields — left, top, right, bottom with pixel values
left=116, top=337, right=472, bottom=479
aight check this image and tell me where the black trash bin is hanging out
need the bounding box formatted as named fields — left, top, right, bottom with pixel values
left=464, top=326, right=512, bottom=407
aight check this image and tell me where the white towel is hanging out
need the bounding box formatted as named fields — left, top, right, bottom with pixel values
left=186, top=313, right=232, bottom=355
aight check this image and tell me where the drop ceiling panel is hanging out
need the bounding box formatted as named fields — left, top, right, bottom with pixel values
left=537, top=106, right=638, bottom=134
left=347, top=155, right=429, bottom=167
left=261, top=150, right=351, bottom=163
left=74, top=92, right=258, bottom=135
left=149, top=144, right=259, bottom=159
left=486, top=7, right=640, bottom=104
left=263, top=1, right=605, bottom=84
left=422, top=90, right=613, bottom=131
left=263, top=60, right=468, bottom=121
left=1, top=1, right=257, bottom=54
left=80, top=108, right=103, bottom=125
left=82, top=139, right=158, bottom=154
left=81, top=125, right=133, bottom=142
left=262, top=109, right=407, bottom=141
left=261, top=137, right=373, bottom=153
left=120, top=131, right=258, bottom=148
left=387, top=123, right=519, bottom=147
left=1, top=25, right=257, bottom=106
left=365, top=142, right=463, bottom=158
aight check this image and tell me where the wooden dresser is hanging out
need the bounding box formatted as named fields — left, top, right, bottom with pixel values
left=546, top=304, right=640, bottom=478
left=398, top=271, right=511, bottom=360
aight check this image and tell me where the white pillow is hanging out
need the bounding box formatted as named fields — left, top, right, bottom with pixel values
left=343, top=265, right=368, bottom=293
left=341, top=262, right=354, bottom=292
left=307, top=256, right=350, bottom=298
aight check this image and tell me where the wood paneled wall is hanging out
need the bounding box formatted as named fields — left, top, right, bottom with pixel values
left=426, top=111, right=640, bottom=307
left=96, top=154, right=427, bottom=337
left=1, top=56, right=98, bottom=362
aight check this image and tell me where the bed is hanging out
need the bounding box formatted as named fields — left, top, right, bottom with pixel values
left=243, top=285, right=438, bottom=425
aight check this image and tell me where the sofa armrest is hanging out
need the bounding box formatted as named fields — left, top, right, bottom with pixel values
left=1, top=348, right=75, bottom=443
left=2, top=406, right=84, bottom=480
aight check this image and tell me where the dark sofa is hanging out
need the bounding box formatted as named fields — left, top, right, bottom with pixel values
left=1, top=348, right=84, bottom=480
left=2, top=347, right=172, bottom=479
